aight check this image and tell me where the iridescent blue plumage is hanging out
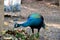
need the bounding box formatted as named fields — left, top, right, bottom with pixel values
left=14, top=13, right=45, bottom=33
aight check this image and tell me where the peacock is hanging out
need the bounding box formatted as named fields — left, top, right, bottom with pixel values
left=14, top=12, right=45, bottom=34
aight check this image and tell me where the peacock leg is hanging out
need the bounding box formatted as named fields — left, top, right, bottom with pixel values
left=31, top=28, right=34, bottom=34
left=37, top=28, right=40, bottom=38
left=38, top=28, right=40, bottom=33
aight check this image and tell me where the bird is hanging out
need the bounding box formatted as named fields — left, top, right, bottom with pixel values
left=14, top=12, right=45, bottom=34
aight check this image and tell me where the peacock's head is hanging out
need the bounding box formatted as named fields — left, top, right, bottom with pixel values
left=14, top=21, right=25, bottom=28
left=14, top=23, right=21, bottom=28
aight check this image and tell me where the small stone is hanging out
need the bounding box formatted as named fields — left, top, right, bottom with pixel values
left=4, top=22, right=9, bottom=26
left=9, top=20, right=13, bottom=23
left=14, top=14, right=17, bottom=16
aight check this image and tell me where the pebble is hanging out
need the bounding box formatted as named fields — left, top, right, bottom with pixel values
left=4, top=22, right=9, bottom=26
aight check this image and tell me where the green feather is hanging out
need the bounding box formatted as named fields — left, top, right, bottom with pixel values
left=30, top=13, right=41, bottom=18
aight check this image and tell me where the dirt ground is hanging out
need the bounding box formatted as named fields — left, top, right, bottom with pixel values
left=3, top=1, right=60, bottom=40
